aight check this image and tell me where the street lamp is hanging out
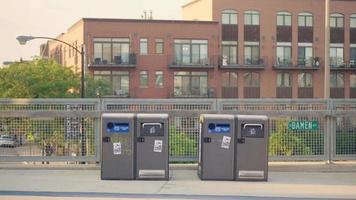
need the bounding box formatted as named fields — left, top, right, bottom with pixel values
left=17, top=35, right=87, bottom=162
left=16, top=35, right=85, bottom=98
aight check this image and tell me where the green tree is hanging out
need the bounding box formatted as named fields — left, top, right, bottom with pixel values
left=84, top=75, right=112, bottom=98
left=0, top=59, right=79, bottom=98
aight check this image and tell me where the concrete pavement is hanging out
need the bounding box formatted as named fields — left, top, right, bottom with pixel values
left=0, top=168, right=356, bottom=199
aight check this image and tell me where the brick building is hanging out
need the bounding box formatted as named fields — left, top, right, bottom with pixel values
left=42, top=0, right=356, bottom=99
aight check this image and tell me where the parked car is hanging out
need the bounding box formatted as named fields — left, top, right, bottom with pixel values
left=0, top=135, right=16, bottom=148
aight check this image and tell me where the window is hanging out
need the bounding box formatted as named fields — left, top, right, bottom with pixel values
left=330, top=46, right=344, bottom=67
left=330, top=73, right=344, bottom=88
left=155, top=39, right=164, bottom=54
left=298, top=12, right=313, bottom=27
left=174, top=72, right=208, bottom=97
left=140, top=71, right=148, bottom=88
left=298, top=44, right=313, bottom=66
left=277, top=72, right=292, bottom=87
left=140, top=38, right=148, bottom=55
left=276, top=44, right=292, bottom=65
left=277, top=12, right=292, bottom=26
left=298, top=73, right=312, bottom=87
left=93, top=71, right=130, bottom=97
left=155, top=71, right=164, bottom=88
left=351, top=14, right=356, bottom=28
left=222, top=41, right=237, bottom=65
left=244, top=11, right=259, bottom=25
left=351, top=47, right=356, bottom=62
left=93, top=38, right=130, bottom=65
left=244, top=72, right=260, bottom=87
left=244, top=42, right=260, bottom=65
left=222, top=10, right=238, bottom=25
left=222, top=72, right=238, bottom=87
left=174, top=39, right=208, bottom=65
left=330, top=13, right=344, bottom=28
left=351, top=74, right=356, bottom=88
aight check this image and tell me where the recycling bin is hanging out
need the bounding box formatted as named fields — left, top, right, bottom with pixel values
left=101, top=113, right=136, bottom=180
left=198, top=114, right=235, bottom=180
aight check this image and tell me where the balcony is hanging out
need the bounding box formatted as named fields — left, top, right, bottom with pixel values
left=330, top=60, right=356, bottom=71
left=88, top=53, right=137, bottom=68
left=276, top=87, right=292, bottom=98
left=273, top=57, right=320, bottom=70
left=170, top=87, right=215, bottom=98
left=168, top=55, right=215, bottom=69
left=221, top=86, right=238, bottom=98
left=330, top=88, right=345, bottom=98
left=243, top=87, right=260, bottom=98
left=219, top=56, right=266, bottom=69
left=298, top=87, right=314, bottom=98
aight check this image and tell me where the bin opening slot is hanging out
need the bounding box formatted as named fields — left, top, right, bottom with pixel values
left=208, top=123, right=231, bottom=134
left=241, top=123, right=264, bottom=138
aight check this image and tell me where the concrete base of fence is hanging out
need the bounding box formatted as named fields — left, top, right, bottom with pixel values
left=1, top=161, right=356, bottom=172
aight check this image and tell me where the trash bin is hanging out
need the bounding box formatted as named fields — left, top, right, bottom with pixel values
left=136, top=113, right=169, bottom=180
left=235, top=115, right=268, bottom=181
left=101, top=113, right=136, bottom=180
left=198, top=114, right=235, bottom=180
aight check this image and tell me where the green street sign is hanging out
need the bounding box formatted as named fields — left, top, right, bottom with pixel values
left=288, top=121, right=319, bottom=131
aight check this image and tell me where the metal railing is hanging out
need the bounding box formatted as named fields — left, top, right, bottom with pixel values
left=0, top=98, right=355, bottom=162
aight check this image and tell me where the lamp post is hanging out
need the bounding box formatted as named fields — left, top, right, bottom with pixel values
left=17, top=35, right=87, bottom=161
left=16, top=36, right=85, bottom=98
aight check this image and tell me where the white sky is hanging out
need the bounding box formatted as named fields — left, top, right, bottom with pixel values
left=0, top=0, right=190, bottom=65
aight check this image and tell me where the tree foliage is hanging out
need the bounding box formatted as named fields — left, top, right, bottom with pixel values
left=0, top=59, right=79, bottom=98
left=0, top=58, right=112, bottom=98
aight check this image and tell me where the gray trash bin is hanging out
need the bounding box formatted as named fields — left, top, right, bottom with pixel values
left=101, top=113, right=136, bottom=180
left=235, top=115, right=268, bottom=181
left=198, top=114, right=235, bottom=180
left=136, top=113, right=169, bottom=180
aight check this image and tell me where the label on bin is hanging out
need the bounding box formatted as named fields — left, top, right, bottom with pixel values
left=153, top=140, right=163, bottom=153
left=113, top=142, right=122, bottom=155
left=221, top=136, right=231, bottom=149
left=208, top=123, right=230, bottom=134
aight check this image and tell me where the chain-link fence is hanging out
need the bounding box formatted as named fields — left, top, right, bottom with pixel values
left=0, top=98, right=355, bottom=162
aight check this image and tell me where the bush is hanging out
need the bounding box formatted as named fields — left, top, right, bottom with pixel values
left=269, top=120, right=313, bottom=156
left=169, top=126, right=198, bottom=157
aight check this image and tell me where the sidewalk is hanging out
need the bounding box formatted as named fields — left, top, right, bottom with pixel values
left=0, top=166, right=355, bottom=199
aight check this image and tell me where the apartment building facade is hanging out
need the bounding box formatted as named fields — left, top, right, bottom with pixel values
left=44, top=0, right=356, bottom=99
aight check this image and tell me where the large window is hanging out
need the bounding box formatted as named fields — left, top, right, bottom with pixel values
left=330, top=46, right=344, bottom=67
left=222, top=72, right=238, bottom=87
left=244, top=72, right=260, bottom=87
left=277, top=12, right=292, bottom=26
left=351, top=46, right=356, bottom=65
left=174, top=39, right=208, bottom=65
left=222, top=10, right=238, bottom=25
left=330, top=13, right=344, bottom=28
left=222, top=41, right=237, bottom=65
left=244, top=42, right=260, bottom=65
left=351, top=14, right=356, bottom=28
left=155, top=39, right=164, bottom=54
left=244, top=11, right=260, bottom=25
left=298, top=44, right=313, bottom=66
left=276, top=43, right=292, bottom=65
left=93, top=71, right=129, bottom=97
left=222, top=72, right=238, bottom=98
left=140, top=38, right=148, bottom=55
left=298, top=73, right=312, bottom=87
left=298, top=12, right=313, bottom=27
left=139, top=71, right=148, bottom=88
left=174, top=72, right=208, bottom=97
left=155, top=71, right=164, bottom=88
left=351, top=74, right=356, bottom=88
left=330, top=73, right=344, bottom=88
left=277, top=72, right=292, bottom=87
left=93, top=38, right=130, bottom=65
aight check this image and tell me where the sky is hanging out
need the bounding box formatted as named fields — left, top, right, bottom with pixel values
left=0, top=0, right=190, bottom=65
